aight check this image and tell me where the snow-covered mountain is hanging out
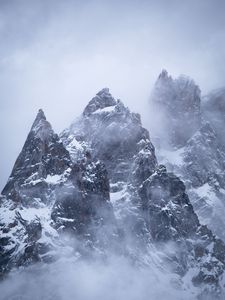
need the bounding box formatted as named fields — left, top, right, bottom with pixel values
left=150, top=71, right=225, bottom=244
left=150, top=70, right=201, bottom=148
left=1, top=87, right=225, bottom=299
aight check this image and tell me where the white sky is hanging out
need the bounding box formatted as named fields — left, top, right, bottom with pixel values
left=1, top=0, right=225, bottom=190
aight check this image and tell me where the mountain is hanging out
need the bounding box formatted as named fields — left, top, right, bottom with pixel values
left=202, top=88, right=225, bottom=148
left=1, top=88, right=225, bottom=299
left=150, top=71, right=225, bottom=243
left=0, top=108, right=115, bottom=277
left=150, top=70, right=201, bottom=148
left=2, top=108, right=71, bottom=204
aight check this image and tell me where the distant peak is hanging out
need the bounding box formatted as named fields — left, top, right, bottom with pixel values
left=38, top=108, right=45, bottom=117
left=83, top=88, right=117, bottom=116
left=159, top=69, right=168, bottom=77
left=158, top=69, right=172, bottom=81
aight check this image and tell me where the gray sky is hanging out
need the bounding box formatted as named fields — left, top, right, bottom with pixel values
left=1, top=0, right=225, bottom=190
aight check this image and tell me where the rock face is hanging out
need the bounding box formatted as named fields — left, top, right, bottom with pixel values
left=0, top=109, right=114, bottom=277
left=150, top=71, right=225, bottom=244
left=61, top=89, right=225, bottom=297
left=62, top=88, right=157, bottom=183
left=202, top=88, right=225, bottom=147
left=1, top=89, right=225, bottom=298
left=139, top=166, right=199, bottom=241
left=2, top=109, right=71, bottom=205
left=150, top=70, right=201, bottom=148
left=51, top=158, right=115, bottom=241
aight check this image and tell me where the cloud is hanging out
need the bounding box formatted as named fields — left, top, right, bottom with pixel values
left=1, top=0, right=225, bottom=190
left=0, top=254, right=194, bottom=300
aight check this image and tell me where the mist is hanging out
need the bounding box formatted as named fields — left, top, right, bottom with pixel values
left=0, top=247, right=195, bottom=300
left=1, top=0, right=225, bottom=190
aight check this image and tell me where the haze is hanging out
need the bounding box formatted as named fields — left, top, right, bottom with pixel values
left=1, top=0, right=225, bottom=190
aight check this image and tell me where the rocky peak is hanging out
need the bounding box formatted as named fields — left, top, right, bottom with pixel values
left=150, top=71, right=201, bottom=148
left=157, top=69, right=172, bottom=82
left=30, top=109, right=54, bottom=142
left=2, top=94, right=225, bottom=298
left=154, top=69, right=173, bottom=91
left=1, top=110, right=71, bottom=204
left=32, top=108, right=46, bottom=125
left=62, top=90, right=157, bottom=183
left=153, top=80, right=225, bottom=245
left=83, top=88, right=118, bottom=116
left=158, top=69, right=169, bottom=78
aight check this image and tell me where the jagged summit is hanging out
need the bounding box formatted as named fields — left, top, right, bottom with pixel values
left=35, top=108, right=46, bottom=120
left=1, top=88, right=225, bottom=298
left=83, top=88, right=118, bottom=116
left=151, top=73, right=225, bottom=245
left=158, top=69, right=170, bottom=80
left=151, top=71, right=201, bottom=147
left=1, top=109, right=70, bottom=202
left=96, top=87, right=111, bottom=97
left=31, top=109, right=46, bottom=129
left=62, top=89, right=156, bottom=182
left=156, top=69, right=173, bottom=86
left=30, top=109, right=54, bottom=142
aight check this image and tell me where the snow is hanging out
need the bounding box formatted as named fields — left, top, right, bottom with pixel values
left=194, top=183, right=212, bottom=199
left=19, top=206, right=50, bottom=222
left=110, top=182, right=128, bottom=204
left=92, top=105, right=116, bottom=114
left=110, top=190, right=125, bottom=204
left=45, top=174, right=62, bottom=184
left=0, top=203, right=16, bottom=225
left=193, top=183, right=222, bottom=208
left=57, top=217, right=74, bottom=223
left=27, top=178, right=43, bottom=185
left=67, top=135, right=83, bottom=150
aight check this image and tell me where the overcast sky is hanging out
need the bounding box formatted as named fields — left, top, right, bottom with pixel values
left=1, top=0, right=225, bottom=190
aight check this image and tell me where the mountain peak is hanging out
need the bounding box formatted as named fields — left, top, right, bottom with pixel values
left=32, top=109, right=46, bottom=127
left=158, top=69, right=169, bottom=79
left=31, top=109, right=53, bottom=141
left=96, top=87, right=110, bottom=97
left=83, top=88, right=117, bottom=116
left=155, top=69, right=173, bottom=88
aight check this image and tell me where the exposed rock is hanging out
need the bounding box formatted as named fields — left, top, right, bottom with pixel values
left=203, top=88, right=225, bottom=147
left=151, top=71, right=225, bottom=244
left=0, top=108, right=116, bottom=277
left=150, top=70, right=201, bottom=148
left=62, top=89, right=225, bottom=296
left=2, top=109, right=71, bottom=205
left=1, top=89, right=225, bottom=298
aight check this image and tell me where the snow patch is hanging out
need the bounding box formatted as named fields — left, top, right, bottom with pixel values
left=92, top=105, right=116, bottom=114
left=45, top=174, right=62, bottom=184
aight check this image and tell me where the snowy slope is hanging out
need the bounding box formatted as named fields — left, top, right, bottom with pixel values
left=150, top=71, right=225, bottom=243
left=1, top=88, right=225, bottom=299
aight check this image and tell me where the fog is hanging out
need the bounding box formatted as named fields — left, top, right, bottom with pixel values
left=0, top=249, right=194, bottom=300
left=1, top=0, right=225, bottom=189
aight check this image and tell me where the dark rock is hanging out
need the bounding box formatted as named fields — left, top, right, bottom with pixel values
left=139, top=166, right=199, bottom=241
left=2, top=109, right=71, bottom=205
